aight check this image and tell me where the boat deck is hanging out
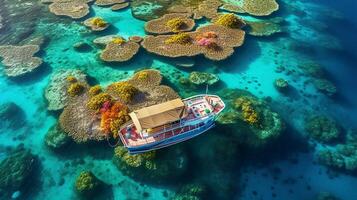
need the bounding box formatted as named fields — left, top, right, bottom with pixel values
left=119, top=94, right=225, bottom=148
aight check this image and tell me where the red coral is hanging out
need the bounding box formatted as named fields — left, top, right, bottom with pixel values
left=100, top=102, right=130, bottom=137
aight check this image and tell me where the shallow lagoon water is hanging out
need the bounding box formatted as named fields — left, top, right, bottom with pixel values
left=0, top=0, right=357, bottom=200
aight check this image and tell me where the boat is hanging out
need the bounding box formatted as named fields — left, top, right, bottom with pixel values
left=118, top=94, right=225, bottom=154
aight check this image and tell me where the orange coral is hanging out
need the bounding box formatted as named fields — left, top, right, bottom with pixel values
left=100, top=102, right=130, bottom=138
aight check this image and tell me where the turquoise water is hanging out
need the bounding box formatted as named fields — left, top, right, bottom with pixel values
left=0, top=0, right=357, bottom=200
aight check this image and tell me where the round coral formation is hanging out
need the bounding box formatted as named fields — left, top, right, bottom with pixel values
left=188, top=71, right=220, bottom=86
left=45, top=123, right=70, bottom=149
left=87, top=92, right=113, bottom=111
left=305, top=115, right=341, bottom=143
left=75, top=171, right=102, bottom=196
left=100, top=101, right=130, bottom=138
left=67, top=82, right=85, bottom=97
left=213, top=13, right=246, bottom=29
left=111, top=37, right=126, bottom=45
left=84, top=17, right=109, bottom=31
left=106, top=81, right=139, bottom=103
left=233, top=97, right=260, bottom=125
left=274, top=78, right=289, bottom=92
left=88, top=85, right=102, bottom=97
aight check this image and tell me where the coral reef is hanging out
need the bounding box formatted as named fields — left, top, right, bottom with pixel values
left=168, top=0, right=222, bottom=20
left=217, top=89, right=284, bottom=148
left=113, top=146, right=187, bottom=182
left=313, top=78, right=337, bottom=97
left=317, top=129, right=357, bottom=173
left=246, top=19, right=283, bottom=36
left=45, top=69, right=87, bottom=111
left=88, top=85, right=102, bottom=97
left=45, top=123, right=71, bottom=149
left=131, top=0, right=221, bottom=21
left=111, top=2, right=130, bottom=11
left=84, top=17, right=110, bottom=31
left=0, top=148, right=35, bottom=199
left=172, top=183, right=207, bottom=200
left=106, top=81, right=139, bottom=103
left=95, top=0, right=126, bottom=6
left=94, top=35, right=121, bottom=47
left=48, top=1, right=90, bottom=19
left=188, top=71, right=220, bottom=86
left=67, top=82, right=85, bottom=97
left=111, top=36, right=126, bottom=45
left=87, top=92, right=113, bottom=111
left=243, top=0, right=279, bottom=16
left=274, top=78, right=289, bottom=92
left=145, top=13, right=195, bottom=34
left=129, top=36, right=143, bottom=43
left=316, top=192, right=341, bottom=200
left=233, top=96, right=260, bottom=125
left=0, top=45, right=42, bottom=77
left=60, top=92, right=106, bottom=143
left=75, top=171, right=103, bottom=196
left=142, top=24, right=245, bottom=61
left=100, top=39, right=140, bottom=62
left=100, top=102, right=130, bottom=138
left=60, top=70, right=178, bottom=142
left=305, top=115, right=341, bottom=143
left=221, top=0, right=279, bottom=16
left=165, top=33, right=192, bottom=45
left=213, top=13, right=246, bottom=29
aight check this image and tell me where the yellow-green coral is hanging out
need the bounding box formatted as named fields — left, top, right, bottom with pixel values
left=165, top=33, right=192, bottom=45
left=111, top=37, right=126, bottom=45
left=90, top=17, right=107, bottom=27
left=106, top=81, right=139, bottom=103
left=88, top=85, right=102, bottom=97
left=214, top=13, right=245, bottom=29
left=135, top=71, right=149, bottom=80
left=166, top=17, right=185, bottom=32
left=87, top=92, right=112, bottom=111
left=75, top=171, right=100, bottom=194
left=234, top=97, right=259, bottom=124
left=114, top=146, right=156, bottom=168
left=67, top=82, right=85, bottom=97
left=66, top=76, right=77, bottom=83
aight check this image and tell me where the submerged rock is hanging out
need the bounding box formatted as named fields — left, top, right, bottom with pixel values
left=113, top=146, right=187, bottom=183
left=217, top=89, right=284, bottom=148
left=0, top=148, right=35, bottom=199
left=305, top=115, right=341, bottom=143
left=45, top=123, right=71, bottom=149
left=313, top=78, right=337, bottom=97
left=0, top=102, right=25, bottom=130
left=172, top=183, right=207, bottom=200
left=45, top=69, right=87, bottom=111
left=73, top=41, right=92, bottom=52
left=274, top=78, right=289, bottom=92
left=189, top=71, right=219, bottom=86
left=0, top=45, right=42, bottom=77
